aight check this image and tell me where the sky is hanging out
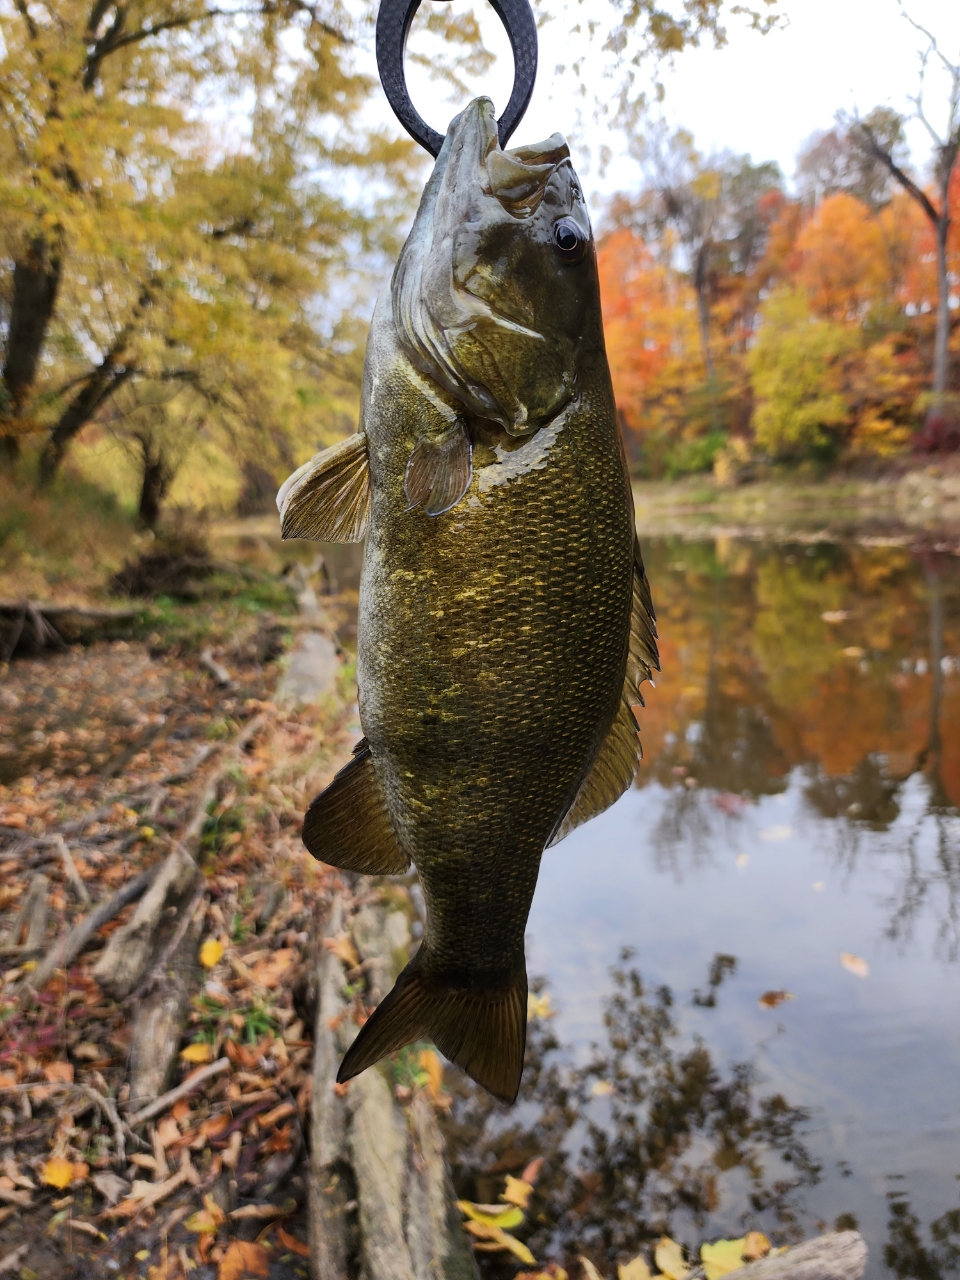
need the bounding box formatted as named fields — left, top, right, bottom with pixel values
left=394, top=0, right=960, bottom=202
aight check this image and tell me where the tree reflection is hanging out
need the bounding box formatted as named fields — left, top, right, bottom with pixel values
left=440, top=953, right=820, bottom=1278
left=885, top=1191, right=960, bottom=1280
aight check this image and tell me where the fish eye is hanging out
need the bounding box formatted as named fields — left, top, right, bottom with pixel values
left=553, top=217, right=587, bottom=264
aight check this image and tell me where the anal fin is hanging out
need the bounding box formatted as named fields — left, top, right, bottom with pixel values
left=277, top=432, right=371, bottom=543
left=550, top=536, right=660, bottom=845
left=302, top=744, right=410, bottom=875
left=404, top=422, right=472, bottom=517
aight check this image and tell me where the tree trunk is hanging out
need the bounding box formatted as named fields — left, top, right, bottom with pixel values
left=932, top=216, right=951, bottom=403
left=693, top=243, right=715, bottom=382
left=1, top=235, right=63, bottom=460
left=37, top=361, right=134, bottom=486
left=138, top=442, right=174, bottom=528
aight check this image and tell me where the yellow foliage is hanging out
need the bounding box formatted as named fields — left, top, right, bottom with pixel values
left=41, top=1158, right=75, bottom=1190
left=655, top=1236, right=690, bottom=1280
left=180, top=1042, right=214, bottom=1064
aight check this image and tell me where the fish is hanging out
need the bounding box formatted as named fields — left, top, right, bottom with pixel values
left=277, top=96, right=659, bottom=1104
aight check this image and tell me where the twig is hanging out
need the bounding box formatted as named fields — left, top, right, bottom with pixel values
left=22, top=862, right=161, bottom=999
left=127, top=1058, right=231, bottom=1126
left=0, top=1083, right=129, bottom=1163
left=199, top=647, right=237, bottom=690
left=53, top=835, right=91, bottom=906
left=0, top=1243, right=29, bottom=1275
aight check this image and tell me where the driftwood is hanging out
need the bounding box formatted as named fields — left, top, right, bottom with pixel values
left=727, top=1233, right=867, bottom=1280
left=309, top=891, right=479, bottom=1280
left=23, top=862, right=161, bottom=998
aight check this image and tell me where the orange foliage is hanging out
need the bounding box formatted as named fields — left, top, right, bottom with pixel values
left=795, top=193, right=894, bottom=321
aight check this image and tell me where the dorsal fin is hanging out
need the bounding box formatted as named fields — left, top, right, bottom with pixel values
left=277, top=432, right=371, bottom=543
left=302, top=743, right=410, bottom=876
left=550, top=538, right=660, bottom=845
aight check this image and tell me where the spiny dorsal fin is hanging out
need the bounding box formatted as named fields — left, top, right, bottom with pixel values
left=404, top=422, right=472, bottom=517
left=337, top=949, right=527, bottom=1105
left=550, top=537, right=660, bottom=845
left=277, top=432, right=371, bottom=543
left=302, top=744, right=410, bottom=876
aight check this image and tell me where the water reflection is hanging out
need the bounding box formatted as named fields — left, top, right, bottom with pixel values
left=440, top=536, right=960, bottom=1280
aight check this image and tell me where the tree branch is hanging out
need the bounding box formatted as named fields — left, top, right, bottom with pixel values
left=853, top=120, right=941, bottom=225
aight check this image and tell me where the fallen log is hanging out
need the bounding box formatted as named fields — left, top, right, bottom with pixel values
left=309, top=888, right=479, bottom=1280
left=0, top=599, right=140, bottom=659
left=727, top=1232, right=867, bottom=1280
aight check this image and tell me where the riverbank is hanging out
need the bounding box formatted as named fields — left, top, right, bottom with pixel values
left=633, top=462, right=960, bottom=553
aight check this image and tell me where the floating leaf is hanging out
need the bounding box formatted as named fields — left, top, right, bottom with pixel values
left=218, top=1241, right=270, bottom=1280
left=591, top=1080, right=614, bottom=1097
left=501, top=1174, right=534, bottom=1210
left=743, top=1232, right=771, bottom=1260
left=200, top=939, right=225, bottom=968
left=759, top=826, right=793, bottom=842
left=655, top=1236, right=689, bottom=1280
left=277, top=1226, right=310, bottom=1257
left=527, top=992, right=553, bottom=1020
left=579, top=1258, right=606, bottom=1280
left=701, top=1238, right=747, bottom=1280
left=619, top=1256, right=652, bottom=1280
left=758, top=990, right=795, bottom=1009
left=840, top=952, right=869, bottom=978
left=180, top=1041, right=214, bottom=1064
left=41, top=1158, right=74, bottom=1190
left=458, top=1200, right=524, bottom=1231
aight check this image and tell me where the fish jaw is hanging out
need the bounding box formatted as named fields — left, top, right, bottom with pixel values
left=392, top=96, right=598, bottom=436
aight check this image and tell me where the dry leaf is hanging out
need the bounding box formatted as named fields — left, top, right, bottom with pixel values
left=655, top=1236, right=689, bottom=1280
left=156, top=1117, right=181, bottom=1148
left=701, top=1238, right=747, bottom=1280
left=418, top=1048, right=444, bottom=1102
left=840, top=952, right=869, bottom=978
left=501, top=1175, right=534, bottom=1210
left=185, top=1209, right=220, bottom=1234
left=619, top=1256, right=652, bottom=1280
left=41, top=1158, right=75, bottom=1190
left=218, top=1240, right=270, bottom=1280
left=200, top=939, right=225, bottom=969
left=758, top=990, right=795, bottom=1009
left=42, top=1061, right=74, bottom=1085
left=743, top=1232, right=771, bottom=1260
left=579, top=1258, right=606, bottom=1280
left=521, top=1157, right=544, bottom=1186
left=249, top=948, right=297, bottom=988
left=181, top=1042, right=214, bottom=1064
left=92, top=1172, right=128, bottom=1205
left=464, top=1219, right=535, bottom=1264
left=323, top=934, right=360, bottom=969
left=277, top=1226, right=310, bottom=1257
left=458, top=1200, right=524, bottom=1231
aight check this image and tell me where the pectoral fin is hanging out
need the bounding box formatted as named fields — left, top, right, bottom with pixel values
left=302, top=742, right=410, bottom=875
left=550, top=538, right=660, bottom=845
left=404, top=422, right=472, bottom=517
left=277, top=432, right=371, bottom=543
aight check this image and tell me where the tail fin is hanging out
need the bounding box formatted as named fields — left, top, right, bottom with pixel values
left=337, top=951, right=527, bottom=1105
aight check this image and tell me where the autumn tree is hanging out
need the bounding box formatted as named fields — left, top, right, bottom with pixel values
left=796, top=108, right=908, bottom=210
left=849, top=9, right=960, bottom=426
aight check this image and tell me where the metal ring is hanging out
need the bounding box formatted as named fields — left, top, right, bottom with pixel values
left=376, top=0, right=538, bottom=158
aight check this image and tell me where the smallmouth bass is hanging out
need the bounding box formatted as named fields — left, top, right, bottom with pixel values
left=277, top=97, right=659, bottom=1104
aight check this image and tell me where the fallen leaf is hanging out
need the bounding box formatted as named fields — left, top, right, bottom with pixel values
left=41, top=1158, right=75, bottom=1190
left=218, top=1240, right=270, bottom=1280
left=465, top=1219, right=535, bottom=1264
left=0, top=1073, right=17, bottom=1088
left=156, top=1116, right=180, bottom=1148
left=619, top=1256, right=652, bottom=1280
left=42, top=1061, right=74, bottom=1085
left=72, top=1161, right=89, bottom=1182
left=200, top=939, right=225, bottom=969
left=840, top=952, right=869, bottom=978
left=501, top=1174, right=534, bottom=1210
left=181, top=1042, right=214, bottom=1064
left=93, top=1172, right=129, bottom=1206
left=701, top=1238, right=747, bottom=1280
left=323, top=934, right=360, bottom=969
left=758, top=990, right=795, bottom=1009
left=72, top=1042, right=102, bottom=1061
left=249, top=948, right=297, bottom=988
left=527, top=992, right=554, bottom=1020
left=579, top=1259, right=606, bottom=1280
left=185, top=1209, right=219, bottom=1234
left=458, top=1200, right=524, bottom=1231
left=759, top=826, right=793, bottom=842
left=743, top=1232, right=771, bottom=1261
left=277, top=1226, right=310, bottom=1257
left=517, top=1268, right=568, bottom=1280
left=655, top=1236, right=689, bottom=1280
left=418, top=1048, right=444, bottom=1102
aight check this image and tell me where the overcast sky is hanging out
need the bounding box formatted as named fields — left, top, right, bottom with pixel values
left=397, top=0, right=960, bottom=201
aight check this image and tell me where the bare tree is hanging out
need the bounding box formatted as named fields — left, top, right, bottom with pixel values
left=851, top=7, right=959, bottom=421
